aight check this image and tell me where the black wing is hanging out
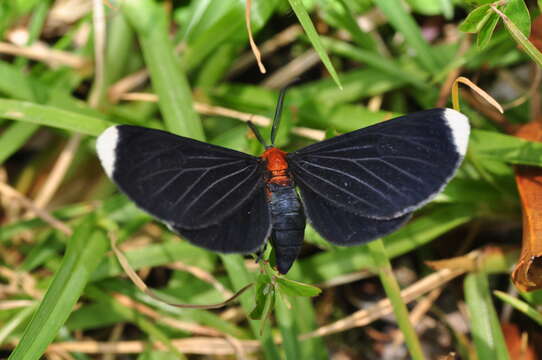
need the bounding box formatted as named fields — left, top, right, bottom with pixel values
left=171, top=189, right=271, bottom=253
left=300, top=185, right=411, bottom=245
left=288, top=108, right=469, bottom=219
left=96, top=125, right=267, bottom=229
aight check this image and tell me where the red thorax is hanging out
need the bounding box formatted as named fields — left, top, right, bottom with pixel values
left=261, top=147, right=290, bottom=186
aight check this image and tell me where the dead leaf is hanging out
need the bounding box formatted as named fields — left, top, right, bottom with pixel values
left=512, top=122, right=542, bottom=292
left=502, top=323, right=537, bottom=360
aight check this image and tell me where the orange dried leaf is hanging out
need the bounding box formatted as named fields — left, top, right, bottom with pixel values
left=528, top=15, right=542, bottom=52
left=512, top=122, right=542, bottom=292
left=501, top=323, right=537, bottom=360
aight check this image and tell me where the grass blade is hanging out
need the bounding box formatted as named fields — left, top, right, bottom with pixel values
left=372, top=0, right=441, bottom=73
left=8, top=215, right=109, bottom=360
left=121, top=0, right=204, bottom=139
left=464, top=272, right=510, bottom=360
left=494, top=290, right=542, bottom=326
left=367, top=239, right=425, bottom=359
left=287, top=0, right=342, bottom=89
left=0, top=99, right=110, bottom=135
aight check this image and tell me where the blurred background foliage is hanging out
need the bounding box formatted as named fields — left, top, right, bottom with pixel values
left=0, top=0, right=541, bottom=359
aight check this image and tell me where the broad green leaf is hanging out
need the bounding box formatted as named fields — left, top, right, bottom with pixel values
left=493, top=5, right=542, bottom=68
left=276, top=277, right=321, bottom=297
left=504, top=0, right=531, bottom=37
left=458, top=4, right=491, bottom=33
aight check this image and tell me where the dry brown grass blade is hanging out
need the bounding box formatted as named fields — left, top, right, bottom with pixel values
left=261, top=49, right=320, bottom=89
left=46, top=337, right=260, bottom=355
left=452, top=76, right=504, bottom=114
left=512, top=121, right=542, bottom=292
left=112, top=293, right=224, bottom=336
left=229, top=25, right=302, bottom=77
left=117, top=92, right=326, bottom=141
left=109, top=233, right=253, bottom=309
left=300, top=261, right=469, bottom=339
left=0, top=182, right=72, bottom=236
left=0, top=41, right=88, bottom=69
left=245, top=0, right=266, bottom=74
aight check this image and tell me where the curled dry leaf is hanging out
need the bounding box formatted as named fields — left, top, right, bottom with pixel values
left=512, top=121, right=542, bottom=292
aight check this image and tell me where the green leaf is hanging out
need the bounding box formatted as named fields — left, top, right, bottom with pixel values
left=276, top=277, right=321, bottom=297
left=464, top=273, right=510, bottom=360
left=121, top=0, right=204, bottom=139
left=504, top=0, right=531, bottom=37
left=0, top=99, right=111, bottom=135
left=0, top=122, right=39, bottom=164
left=492, top=5, right=542, bottom=68
left=494, top=291, right=542, bottom=326
left=373, top=0, right=441, bottom=73
left=470, top=129, right=542, bottom=166
left=367, top=239, right=425, bottom=360
left=287, top=0, right=342, bottom=89
left=8, top=215, right=109, bottom=360
left=250, top=273, right=274, bottom=320
left=458, top=4, right=491, bottom=33
left=477, top=11, right=500, bottom=48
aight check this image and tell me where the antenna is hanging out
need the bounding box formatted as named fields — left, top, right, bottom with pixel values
left=270, top=83, right=294, bottom=146
left=247, top=120, right=269, bottom=148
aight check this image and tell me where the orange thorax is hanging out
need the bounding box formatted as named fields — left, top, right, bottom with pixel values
left=261, top=147, right=290, bottom=186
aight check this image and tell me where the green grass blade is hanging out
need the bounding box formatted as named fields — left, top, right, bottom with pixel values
left=276, top=294, right=302, bottom=359
left=220, top=255, right=280, bottom=360
left=372, top=0, right=441, bottom=73
left=494, top=291, right=542, bottom=326
left=321, top=36, right=429, bottom=90
left=464, top=272, right=510, bottom=360
left=0, top=122, right=39, bottom=164
left=470, top=129, right=542, bottom=166
left=0, top=99, right=110, bottom=135
left=287, top=0, right=342, bottom=89
left=8, top=215, right=109, bottom=360
left=121, top=0, right=204, bottom=139
left=367, top=239, right=425, bottom=360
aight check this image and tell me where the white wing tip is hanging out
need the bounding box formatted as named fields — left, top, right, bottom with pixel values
left=96, top=126, right=119, bottom=177
left=443, top=108, right=470, bottom=156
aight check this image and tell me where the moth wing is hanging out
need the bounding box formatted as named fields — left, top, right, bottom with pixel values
left=288, top=108, right=469, bottom=219
left=171, top=189, right=271, bottom=253
left=299, top=184, right=411, bottom=245
left=96, top=125, right=266, bottom=229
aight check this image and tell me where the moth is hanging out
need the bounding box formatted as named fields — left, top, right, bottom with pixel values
left=96, top=91, right=469, bottom=274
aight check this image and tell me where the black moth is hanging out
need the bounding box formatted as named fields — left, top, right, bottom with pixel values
left=96, top=94, right=469, bottom=274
